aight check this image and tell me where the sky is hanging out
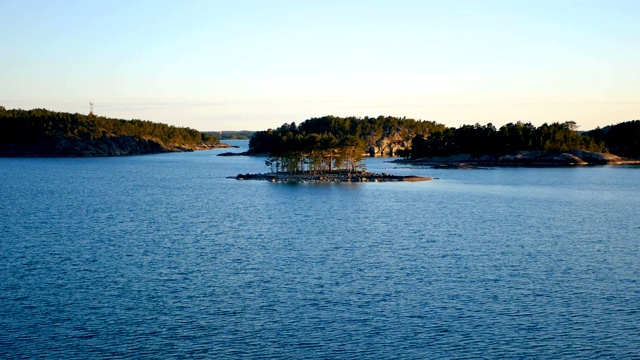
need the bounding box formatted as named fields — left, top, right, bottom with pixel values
left=1, top=0, right=639, bottom=131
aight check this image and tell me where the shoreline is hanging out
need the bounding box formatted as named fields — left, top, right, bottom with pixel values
left=393, top=150, right=640, bottom=168
left=0, top=140, right=236, bottom=157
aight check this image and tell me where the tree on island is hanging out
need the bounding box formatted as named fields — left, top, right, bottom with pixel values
left=264, top=132, right=366, bottom=174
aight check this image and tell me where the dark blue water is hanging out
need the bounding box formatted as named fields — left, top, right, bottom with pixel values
left=1, top=141, right=639, bottom=359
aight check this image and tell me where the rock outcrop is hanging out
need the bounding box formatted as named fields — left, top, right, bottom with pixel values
left=367, top=131, right=412, bottom=157
left=407, top=150, right=638, bottom=167
left=569, top=150, right=624, bottom=164
left=498, top=151, right=587, bottom=165
left=217, top=150, right=249, bottom=156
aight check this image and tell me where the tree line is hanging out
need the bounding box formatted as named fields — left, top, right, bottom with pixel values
left=410, top=121, right=604, bottom=159
left=0, top=106, right=219, bottom=147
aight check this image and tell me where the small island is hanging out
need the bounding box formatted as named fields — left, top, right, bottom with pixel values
left=232, top=172, right=432, bottom=183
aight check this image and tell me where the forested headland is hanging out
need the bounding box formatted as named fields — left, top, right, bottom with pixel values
left=248, top=116, right=640, bottom=171
left=0, top=106, right=223, bottom=156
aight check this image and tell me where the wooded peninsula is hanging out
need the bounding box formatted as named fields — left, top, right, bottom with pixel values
left=0, top=107, right=224, bottom=156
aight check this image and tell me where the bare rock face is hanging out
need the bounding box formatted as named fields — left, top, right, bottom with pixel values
left=546, top=153, right=588, bottom=165
left=570, top=150, right=624, bottom=164
left=367, top=131, right=413, bottom=157
left=499, top=151, right=540, bottom=163
left=499, top=151, right=587, bottom=165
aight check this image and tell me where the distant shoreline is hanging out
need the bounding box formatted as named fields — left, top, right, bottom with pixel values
left=394, top=150, right=640, bottom=168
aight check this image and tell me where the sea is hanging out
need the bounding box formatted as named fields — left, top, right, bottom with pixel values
left=1, top=140, right=639, bottom=359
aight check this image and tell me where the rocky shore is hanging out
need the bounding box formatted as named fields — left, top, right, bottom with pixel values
left=0, top=136, right=234, bottom=157
left=231, top=172, right=433, bottom=183
left=399, top=150, right=640, bottom=168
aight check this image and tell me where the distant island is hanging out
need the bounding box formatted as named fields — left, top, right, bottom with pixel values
left=205, top=130, right=255, bottom=140
left=0, top=106, right=230, bottom=156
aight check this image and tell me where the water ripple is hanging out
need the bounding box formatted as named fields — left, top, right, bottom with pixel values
left=1, top=154, right=639, bottom=358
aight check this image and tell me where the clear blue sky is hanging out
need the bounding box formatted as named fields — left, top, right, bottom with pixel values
left=2, top=0, right=638, bottom=131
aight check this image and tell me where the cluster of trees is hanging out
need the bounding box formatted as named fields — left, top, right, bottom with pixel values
left=0, top=106, right=219, bottom=147
left=263, top=132, right=367, bottom=173
left=410, top=121, right=607, bottom=159
left=249, top=115, right=443, bottom=173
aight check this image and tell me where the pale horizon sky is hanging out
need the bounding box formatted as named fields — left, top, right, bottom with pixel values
left=2, top=0, right=639, bottom=131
